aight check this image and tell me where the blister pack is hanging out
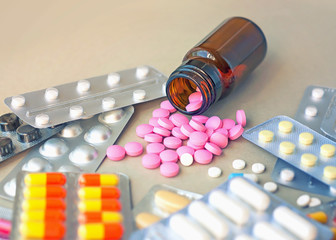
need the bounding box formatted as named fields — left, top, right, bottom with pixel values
left=243, top=115, right=336, bottom=188
left=0, top=206, right=12, bottom=239
left=130, top=177, right=332, bottom=240
left=321, top=93, right=336, bottom=141
left=10, top=171, right=134, bottom=240
left=0, top=113, right=64, bottom=162
left=133, top=184, right=202, bottom=229
left=0, top=106, right=134, bottom=200
left=5, top=65, right=167, bottom=128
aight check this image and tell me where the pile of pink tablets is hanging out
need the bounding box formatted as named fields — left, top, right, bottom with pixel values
left=106, top=100, right=246, bottom=178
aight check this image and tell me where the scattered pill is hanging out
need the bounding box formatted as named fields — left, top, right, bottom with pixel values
left=153, top=126, right=171, bottom=137
left=324, top=166, right=336, bottom=179
left=205, top=116, right=223, bottom=130
left=204, top=142, right=222, bottom=156
left=232, top=159, right=246, bottom=170
left=210, top=132, right=228, bottom=148
left=146, top=143, right=165, bottom=155
left=188, top=92, right=202, bottom=103
left=163, top=136, right=182, bottom=149
left=208, top=167, right=222, bottom=178
left=194, top=149, right=213, bottom=164
left=305, top=106, right=318, bottom=117
left=280, top=168, right=295, bottom=182
left=154, top=190, right=191, bottom=213
left=152, top=108, right=170, bottom=118
left=79, top=174, right=119, bottom=186
left=124, top=142, right=143, bottom=156
left=222, top=119, right=235, bottom=130
left=187, top=140, right=204, bottom=150
left=160, top=162, right=179, bottom=177
left=11, top=95, right=25, bottom=108
left=186, top=101, right=202, bottom=112
left=45, top=88, right=59, bottom=101
left=160, top=149, right=179, bottom=163
left=142, top=154, right=161, bottom=169
left=176, top=146, right=195, bottom=157
left=252, top=163, right=266, bottom=174
left=169, top=113, right=189, bottom=127
left=206, top=128, right=214, bottom=137
left=258, top=130, right=274, bottom=142
left=312, top=88, right=324, bottom=99
left=228, top=173, right=258, bottom=183
left=78, top=223, right=123, bottom=240
left=144, top=133, right=163, bottom=143
left=35, top=114, right=50, bottom=126
left=191, top=115, right=209, bottom=124
left=278, top=120, right=293, bottom=133
left=299, top=132, right=314, bottom=145
left=148, top=117, right=160, bottom=127
left=229, top=124, right=244, bottom=140
left=279, top=141, right=295, bottom=154
left=308, top=197, right=322, bottom=207
left=136, top=124, right=154, bottom=138
left=189, top=119, right=206, bottom=132
left=215, top=128, right=229, bottom=137
left=236, top=110, right=246, bottom=127
left=189, top=131, right=208, bottom=147
left=24, top=173, right=66, bottom=186
left=106, top=145, right=125, bottom=161
left=135, top=212, right=161, bottom=229
left=180, top=124, right=195, bottom=137
left=171, top=127, right=188, bottom=140
left=263, top=182, right=278, bottom=193
left=77, top=80, right=90, bottom=93
left=160, top=100, right=176, bottom=113
left=180, top=153, right=193, bottom=166
left=158, top=118, right=174, bottom=130
left=301, top=153, right=317, bottom=167
left=136, top=65, right=149, bottom=79
left=320, top=144, right=335, bottom=158
left=296, top=194, right=311, bottom=207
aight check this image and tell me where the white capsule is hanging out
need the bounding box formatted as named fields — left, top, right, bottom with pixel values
left=69, top=145, right=98, bottom=164
left=44, top=88, right=59, bottom=101
left=77, top=79, right=90, bottom=93
left=35, top=113, right=50, bottom=126
left=84, top=125, right=111, bottom=144
left=136, top=66, right=149, bottom=79
left=305, top=106, right=318, bottom=117
left=209, top=190, right=250, bottom=226
left=133, top=89, right=146, bottom=101
left=232, top=159, right=246, bottom=170
left=70, top=105, right=84, bottom=118
left=252, top=163, right=266, bottom=174
left=169, top=214, right=211, bottom=240
left=308, top=197, right=321, bottom=207
left=188, top=201, right=229, bottom=239
left=107, top=72, right=121, bottom=86
left=208, top=167, right=222, bottom=178
left=253, top=221, right=296, bottom=240
left=273, top=206, right=317, bottom=240
left=11, top=95, right=25, bottom=108
left=280, top=168, right=295, bottom=182
left=180, top=153, right=193, bottom=166
left=229, top=177, right=270, bottom=212
left=312, top=88, right=324, bottom=99
left=263, top=182, right=278, bottom=193
left=296, top=194, right=311, bottom=207
left=102, top=97, right=116, bottom=109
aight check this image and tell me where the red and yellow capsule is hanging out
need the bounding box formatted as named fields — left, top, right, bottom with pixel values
left=20, top=221, right=65, bottom=239
left=78, top=223, right=123, bottom=240
left=22, top=198, right=66, bottom=211
left=79, top=174, right=119, bottom=187
left=24, top=173, right=66, bottom=186
left=78, top=211, right=123, bottom=224
left=24, top=186, right=66, bottom=198
left=78, top=199, right=121, bottom=212
left=78, top=187, right=120, bottom=199
left=21, top=209, right=66, bottom=222
left=307, top=211, right=328, bottom=224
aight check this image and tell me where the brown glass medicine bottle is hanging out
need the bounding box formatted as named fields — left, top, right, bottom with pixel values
left=166, top=17, right=267, bottom=114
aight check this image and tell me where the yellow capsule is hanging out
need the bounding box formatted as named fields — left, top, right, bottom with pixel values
left=330, top=227, right=336, bottom=240
left=22, top=198, right=66, bottom=211
left=21, top=210, right=66, bottom=222
left=78, top=186, right=120, bottom=199
left=307, top=211, right=328, bottom=224
left=78, top=199, right=121, bottom=212
left=24, top=173, right=66, bottom=186
left=79, top=174, right=119, bottom=186
left=23, top=186, right=66, bottom=198
left=19, top=221, right=65, bottom=238
left=77, top=223, right=123, bottom=239
left=78, top=211, right=123, bottom=223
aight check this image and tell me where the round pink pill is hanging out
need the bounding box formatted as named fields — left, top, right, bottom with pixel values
left=206, top=128, right=214, bottom=137
left=194, top=149, right=213, bottom=164
left=188, top=92, right=203, bottom=103
left=142, top=154, right=161, bottom=169
left=191, top=115, right=209, bottom=124
left=189, top=119, right=206, bottom=132
left=176, top=146, right=195, bottom=157
left=229, top=124, right=244, bottom=140
left=210, top=132, right=228, bottom=149
left=144, top=133, right=163, bottom=143
left=186, top=101, right=202, bottom=112
left=187, top=140, right=204, bottom=150
left=205, top=116, right=223, bottom=130
left=222, top=119, right=236, bottom=130
left=106, top=145, right=126, bottom=161
left=171, top=127, right=188, bottom=140
left=236, top=110, right=246, bottom=127
left=146, top=143, right=165, bottom=154
left=160, top=150, right=179, bottom=163
left=124, top=142, right=143, bottom=156
left=149, top=117, right=160, bottom=127
left=163, top=137, right=182, bottom=149
left=189, top=131, right=208, bottom=146
left=158, top=118, right=174, bottom=130
left=153, top=126, right=171, bottom=137
left=204, top=142, right=222, bottom=156
left=160, top=100, right=177, bottom=113
left=169, top=113, right=189, bottom=127
left=160, top=162, right=179, bottom=177
left=136, top=124, right=154, bottom=138
left=180, top=124, right=195, bottom=137
left=215, top=128, right=229, bottom=137
left=152, top=108, right=170, bottom=118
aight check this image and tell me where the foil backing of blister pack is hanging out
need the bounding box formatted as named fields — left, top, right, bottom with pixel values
left=0, top=106, right=134, bottom=200
left=5, top=65, right=167, bottom=128
left=130, top=177, right=332, bottom=240
left=243, top=115, right=336, bottom=188
left=10, top=171, right=134, bottom=240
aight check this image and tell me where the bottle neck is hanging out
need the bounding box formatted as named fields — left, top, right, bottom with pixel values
left=166, top=59, right=223, bottom=115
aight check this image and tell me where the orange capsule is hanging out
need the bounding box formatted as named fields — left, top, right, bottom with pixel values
left=24, top=173, right=66, bottom=186
left=78, top=199, right=121, bottom=212
left=78, top=186, right=120, bottom=199
left=20, top=221, right=65, bottom=239
left=21, top=209, right=66, bottom=222
left=78, top=223, right=123, bottom=239
left=79, top=174, right=119, bottom=186
left=78, top=211, right=123, bottom=224
left=22, top=198, right=66, bottom=211
left=24, top=186, right=66, bottom=198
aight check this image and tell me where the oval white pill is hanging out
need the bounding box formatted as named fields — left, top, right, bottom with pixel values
left=252, top=163, right=266, bottom=174
left=312, top=88, right=324, bottom=99
left=35, top=113, right=49, bottom=126
left=180, top=153, right=193, bottom=166
left=107, top=72, right=121, bottom=86
left=133, top=89, right=146, bottom=101
left=11, top=95, right=25, bottom=108
left=102, top=97, right=116, bottom=109
left=280, top=168, right=295, bottom=182
left=77, top=79, right=90, bottom=93
left=263, top=182, right=278, bottom=193
left=208, top=167, right=222, bottom=178
left=305, top=106, right=318, bottom=117
left=70, top=105, right=84, bottom=118
left=308, top=197, right=321, bottom=207
left=136, top=66, right=149, bottom=79
left=232, top=159, right=246, bottom=170
left=296, top=194, right=311, bottom=207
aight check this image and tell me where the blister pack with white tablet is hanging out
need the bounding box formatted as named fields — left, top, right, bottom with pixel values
left=243, top=115, right=336, bottom=188
left=133, top=184, right=202, bottom=229
left=0, top=113, right=64, bottom=162
left=0, top=106, right=134, bottom=200
left=10, top=171, right=134, bottom=240
left=321, top=93, right=336, bottom=141
left=5, top=65, right=166, bottom=128
left=130, top=177, right=332, bottom=240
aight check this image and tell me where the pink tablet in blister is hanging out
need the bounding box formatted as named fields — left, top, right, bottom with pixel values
left=160, top=150, right=179, bottom=163
left=136, top=124, right=154, bottom=138
left=160, top=162, right=179, bottom=177
left=163, top=137, right=182, bottom=149
left=194, top=149, right=213, bottom=164
left=169, top=113, right=189, bottom=127
left=142, top=153, right=161, bottom=169
left=106, top=145, right=126, bottom=161
left=171, top=127, right=188, bottom=140
left=146, top=143, right=165, bottom=155
left=124, top=142, right=143, bottom=157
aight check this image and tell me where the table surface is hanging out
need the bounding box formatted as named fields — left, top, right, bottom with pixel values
left=0, top=0, right=335, bottom=211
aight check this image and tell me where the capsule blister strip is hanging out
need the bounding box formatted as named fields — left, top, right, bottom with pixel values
left=321, top=93, right=336, bottom=140
left=10, top=172, right=134, bottom=240
left=304, top=200, right=336, bottom=226
left=243, top=115, right=336, bottom=188
left=133, top=184, right=203, bottom=229
left=0, top=113, right=64, bottom=162
left=5, top=65, right=167, bottom=128
left=0, top=106, right=134, bottom=200
left=130, top=177, right=332, bottom=240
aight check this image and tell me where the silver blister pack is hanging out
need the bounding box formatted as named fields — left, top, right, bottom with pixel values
left=131, top=177, right=332, bottom=240
left=243, top=115, right=336, bottom=188
left=0, top=106, right=134, bottom=200
left=321, top=93, right=336, bottom=141
left=0, top=113, right=64, bottom=162
left=10, top=171, right=134, bottom=240
left=5, top=65, right=166, bottom=128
